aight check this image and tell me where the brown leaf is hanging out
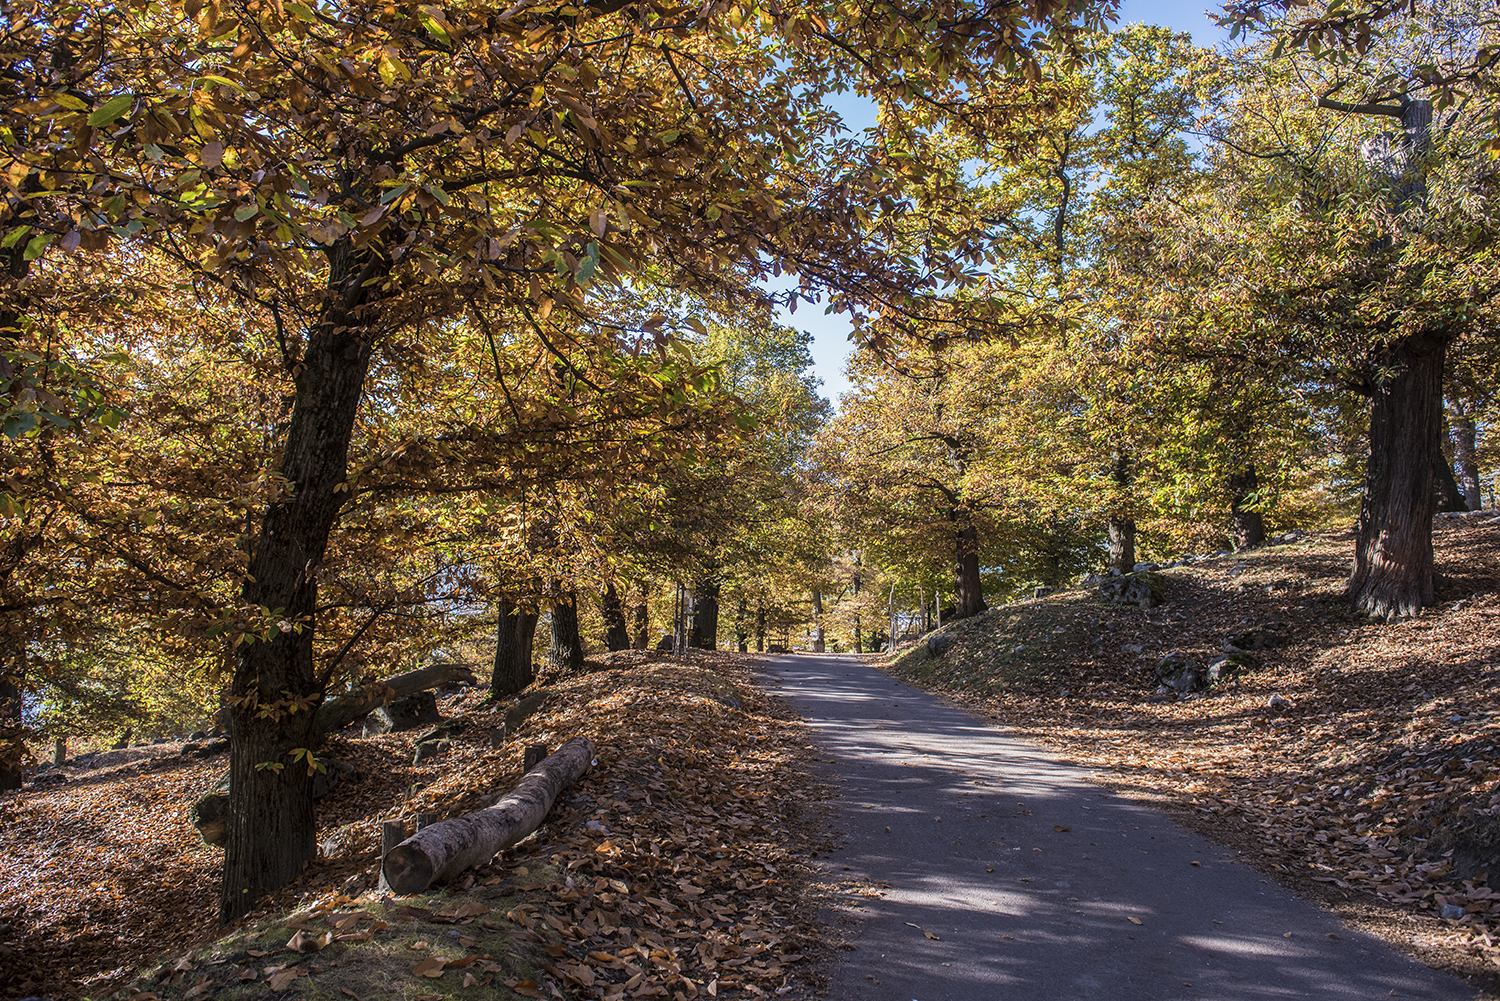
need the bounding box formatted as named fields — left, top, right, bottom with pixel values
left=1127, top=916, right=1143, bottom=925
left=413, top=956, right=448, bottom=978
left=268, top=968, right=302, bottom=991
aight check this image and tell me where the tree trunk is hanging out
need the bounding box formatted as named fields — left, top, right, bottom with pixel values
left=1228, top=464, right=1266, bottom=550
left=689, top=576, right=720, bottom=649
left=1434, top=449, right=1468, bottom=513
left=853, top=614, right=862, bottom=653
left=811, top=590, right=825, bottom=652
left=0, top=631, right=23, bottom=792
left=548, top=587, right=584, bottom=672
left=1107, top=517, right=1136, bottom=574
left=321, top=661, right=478, bottom=733
left=754, top=601, right=766, bottom=652
left=953, top=515, right=984, bottom=619
left=221, top=270, right=375, bottom=923
left=601, top=582, right=630, bottom=652
left=490, top=597, right=540, bottom=698
left=382, top=736, right=595, bottom=894
left=734, top=597, right=748, bottom=652
left=1450, top=405, right=1483, bottom=510
left=1348, top=333, right=1446, bottom=620
left=631, top=593, right=649, bottom=651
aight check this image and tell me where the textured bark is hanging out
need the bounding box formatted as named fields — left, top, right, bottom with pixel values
left=0, top=633, right=22, bottom=792
left=1349, top=333, right=1446, bottom=620
left=734, top=597, right=748, bottom=653
left=601, top=582, right=630, bottom=652
left=1107, top=517, right=1136, bottom=573
left=1433, top=449, right=1468, bottom=513
left=1450, top=407, right=1483, bottom=510
left=319, top=662, right=477, bottom=733
left=548, top=588, right=584, bottom=672
left=382, top=736, right=595, bottom=894
left=1228, top=465, right=1266, bottom=550
left=490, top=597, right=540, bottom=699
left=953, top=516, right=985, bottom=619
left=689, top=576, right=719, bottom=649
left=754, top=601, right=766, bottom=652
left=221, top=260, right=376, bottom=923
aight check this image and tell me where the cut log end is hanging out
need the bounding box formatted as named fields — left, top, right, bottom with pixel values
left=383, top=843, right=437, bottom=896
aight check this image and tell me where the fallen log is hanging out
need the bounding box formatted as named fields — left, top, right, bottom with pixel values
left=316, top=662, right=477, bottom=734
left=382, top=735, right=595, bottom=895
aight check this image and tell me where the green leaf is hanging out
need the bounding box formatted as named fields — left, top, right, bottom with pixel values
left=418, top=8, right=452, bottom=47
left=285, top=2, right=318, bottom=21
left=233, top=203, right=258, bottom=221
left=23, top=233, right=53, bottom=261
left=87, top=94, right=135, bottom=128
left=380, top=183, right=412, bottom=205
left=0, top=225, right=31, bottom=249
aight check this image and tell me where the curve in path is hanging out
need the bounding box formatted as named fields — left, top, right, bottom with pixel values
left=762, top=653, right=1480, bottom=1001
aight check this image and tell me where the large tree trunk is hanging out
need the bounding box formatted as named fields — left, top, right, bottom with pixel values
left=222, top=264, right=375, bottom=922
left=1107, top=517, right=1135, bottom=573
left=491, top=597, right=540, bottom=699
left=953, top=514, right=984, bottom=619
left=601, top=582, right=630, bottom=652
left=1228, top=464, right=1266, bottom=550
left=1348, top=333, right=1446, bottom=620
left=320, top=661, right=478, bottom=733
left=383, top=736, right=595, bottom=894
left=548, top=587, right=584, bottom=672
left=734, top=597, right=749, bottom=652
left=689, top=575, right=719, bottom=649
left=1450, top=405, right=1483, bottom=510
left=754, top=600, right=766, bottom=653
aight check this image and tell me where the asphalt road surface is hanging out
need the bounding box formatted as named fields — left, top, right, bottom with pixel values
left=761, top=652, right=1480, bottom=1001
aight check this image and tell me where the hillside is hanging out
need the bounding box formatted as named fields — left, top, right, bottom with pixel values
left=0, top=653, right=832, bottom=1001
left=881, top=514, right=1500, bottom=989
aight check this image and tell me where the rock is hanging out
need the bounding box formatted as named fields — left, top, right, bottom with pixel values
left=413, top=720, right=466, bottom=745
left=1033, top=586, right=1058, bottom=600
left=927, top=633, right=955, bottom=657
left=413, top=739, right=451, bottom=764
left=194, top=737, right=229, bottom=758
left=504, top=690, right=553, bottom=734
left=1267, top=694, right=1291, bottom=709
left=1098, top=571, right=1163, bottom=609
left=180, top=742, right=201, bottom=756
left=1207, top=652, right=1261, bottom=685
left=1120, top=643, right=1144, bottom=655
left=654, top=635, right=675, bottom=652
left=1223, top=624, right=1287, bottom=652
left=1080, top=573, right=1106, bottom=586
left=188, top=730, right=208, bottom=740
left=363, top=691, right=443, bottom=735
left=714, top=695, right=742, bottom=709
left=1442, top=903, right=1467, bottom=921
left=29, top=772, right=67, bottom=788
left=1155, top=652, right=1204, bottom=693
left=1132, top=562, right=1160, bottom=573
left=313, top=757, right=358, bottom=799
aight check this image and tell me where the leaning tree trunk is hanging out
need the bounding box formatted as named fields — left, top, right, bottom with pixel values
left=689, top=575, right=720, bottom=650
left=953, top=513, right=984, bottom=619
left=320, top=661, right=477, bottom=733
left=491, top=597, right=540, bottom=699
left=601, top=582, right=630, bottom=652
left=383, top=736, right=595, bottom=894
left=1228, top=464, right=1266, bottom=551
left=549, top=587, right=584, bottom=672
left=1349, top=333, right=1447, bottom=620
left=1450, top=405, right=1483, bottom=510
left=222, top=269, right=376, bottom=923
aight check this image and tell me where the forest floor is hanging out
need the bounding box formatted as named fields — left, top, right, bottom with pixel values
left=0, top=652, right=837, bottom=1001
left=881, top=514, right=1500, bottom=994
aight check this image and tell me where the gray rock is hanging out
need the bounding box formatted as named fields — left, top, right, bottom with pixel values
left=188, top=730, right=208, bottom=740
left=413, top=719, right=466, bottom=745
left=29, top=772, right=68, bottom=788
left=504, top=690, right=553, bottom=734
left=1223, top=624, right=1288, bottom=652
left=1098, top=571, right=1163, bottom=609
left=1207, top=652, right=1261, bottom=685
left=1120, top=643, right=1144, bottom=655
left=180, top=742, right=201, bottom=756
left=194, top=737, right=229, bottom=758
left=927, top=633, right=955, bottom=658
left=1132, top=562, right=1160, bottom=573
left=1442, top=903, right=1467, bottom=921
left=413, top=739, right=451, bottom=764
left=364, top=691, right=443, bottom=735
left=1033, top=586, right=1058, bottom=600
left=1155, top=652, right=1204, bottom=693
left=1268, top=694, right=1291, bottom=709
left=655, top=635, right=675, bottom=652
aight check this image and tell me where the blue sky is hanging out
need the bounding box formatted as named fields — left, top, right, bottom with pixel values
left=786, top=0, right=1237, bottom=407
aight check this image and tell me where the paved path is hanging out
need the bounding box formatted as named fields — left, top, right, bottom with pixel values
left=760, top=653, right=1480, bottom=1001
